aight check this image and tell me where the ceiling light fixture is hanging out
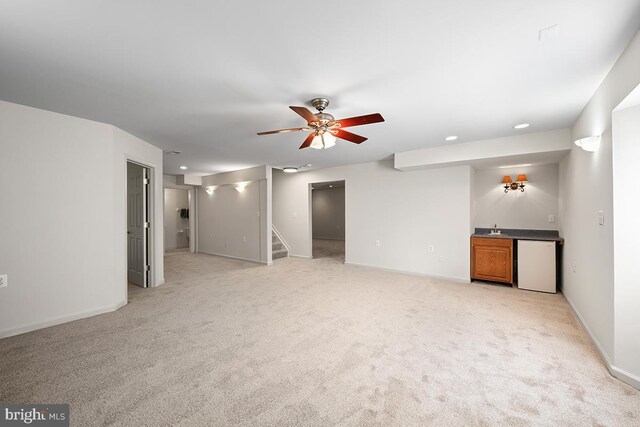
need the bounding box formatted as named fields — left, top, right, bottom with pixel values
left=283, top=167, right=298, bottom=173
left=514, top=123, right=530, bottom=129
left=501, top=174, right=528, bottom=193
left=310, top=131, right=337, bottom=149
left=179, top=166, right=188, bottom=170
left=574, top=135, right=601, bottom=152
left=445, top=136, right=458, bottom=141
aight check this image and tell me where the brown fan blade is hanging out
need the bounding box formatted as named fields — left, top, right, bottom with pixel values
left=299, top=133, right=315, bottom=149
left=257, top=127, right=309, bottom=136
left=290, top=106, right=319, bottom=124
left=335, top=129, right=368, bottom=144
left=334, top=113, right=384, bottom=128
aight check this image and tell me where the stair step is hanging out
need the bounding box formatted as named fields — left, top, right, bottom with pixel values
left=272, top=242, right=284, bottom=251
left=272, top=249, right=288, bottom=260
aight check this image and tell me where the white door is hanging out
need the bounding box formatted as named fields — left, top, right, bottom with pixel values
left=127, top=162, right=149, bottom=287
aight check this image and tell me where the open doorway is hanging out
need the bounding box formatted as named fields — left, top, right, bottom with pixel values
left=310, top=180, right=345, bottom=262
left=127, top=161, right=151, bottom=288
left=164, top=188, right=190, bottom=254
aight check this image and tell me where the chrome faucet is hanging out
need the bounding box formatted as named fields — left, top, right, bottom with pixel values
left=490, top=224, right=501, bottom=234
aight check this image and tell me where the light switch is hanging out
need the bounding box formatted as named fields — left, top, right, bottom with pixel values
left=598, top=210, right=604, bottom=226
left=548, top=215, right=555, bottom=223
left=292, top=212, right=298, bottom=218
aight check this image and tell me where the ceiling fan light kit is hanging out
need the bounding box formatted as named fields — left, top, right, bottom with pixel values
left=257, top=98, right=384, bottom=150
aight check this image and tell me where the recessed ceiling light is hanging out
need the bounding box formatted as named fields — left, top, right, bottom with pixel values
left=283, top=167, right=298, bottom=173
left=514, top=123, right=530, bottom=129
left=179, top=166, right=188, bottom=170
left=445, top=136, right=458, bottom=141
left=329, top=185, right=333, bottom=188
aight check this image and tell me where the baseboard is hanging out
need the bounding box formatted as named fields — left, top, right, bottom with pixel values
left=564, top=293, right=640, bottom=390
left=199, top=251, right=267, bottom=265
left=312, top=237, right=345, bottom=241
left=345, top=261, right=471, bottom=284
left=0, top=300, right=127, bottom=340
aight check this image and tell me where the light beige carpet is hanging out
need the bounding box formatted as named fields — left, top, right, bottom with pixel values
left=1, top=245, right=639, bottom=426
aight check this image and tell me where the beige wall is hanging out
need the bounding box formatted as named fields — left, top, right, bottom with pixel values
left=0, top=100, right=164, bottom=338
left=560, top=30, right=640, bottom=388
left=312, top=187, right=345, bottom=240
left=273, top=160, right=473, bottom=282
left=473, top=164, right=559, bottom=230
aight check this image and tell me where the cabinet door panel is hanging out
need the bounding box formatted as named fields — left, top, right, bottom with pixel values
left=474, top=247, right=510, bottom=279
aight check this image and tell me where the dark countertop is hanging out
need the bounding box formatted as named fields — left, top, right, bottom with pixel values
left=472, top=228, right=564, bottom=243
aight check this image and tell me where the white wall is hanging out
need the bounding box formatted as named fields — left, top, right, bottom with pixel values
left=0, top=100, right=163, bottom=338
left=612, top=103, right=640, bottom=382
left=197, top=182, right=263, bottom=262
left=273, top=160, right=472, bottom=281
left=164, top=188, right=190, bottom=250
left=199, top=166, right=271, bottom=264
left=312, top=187, right=345, bottom=240
left=395, top=129, right=571, bottom=171
left=560, top=30, right=640, bottom=388
left=473, top=164, right=559, bottom=230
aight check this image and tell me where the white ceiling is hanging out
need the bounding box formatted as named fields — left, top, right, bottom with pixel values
left=1, top=1, right=639, bottom=175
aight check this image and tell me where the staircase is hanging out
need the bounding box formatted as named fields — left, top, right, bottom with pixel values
left=272, top=231, right=289, bottom=260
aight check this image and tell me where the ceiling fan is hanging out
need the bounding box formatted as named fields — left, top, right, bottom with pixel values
left=257, top=98, right=384, bottom=149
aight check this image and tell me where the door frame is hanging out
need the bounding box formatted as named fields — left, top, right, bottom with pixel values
left=125, top=158, right=156, bottom=294
left=162, top=184, right=197, bottom=254
left=308, top=179, right=347, bottom=261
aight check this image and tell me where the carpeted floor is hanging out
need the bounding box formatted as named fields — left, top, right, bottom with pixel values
left=1, top=244, right=639, bottom=426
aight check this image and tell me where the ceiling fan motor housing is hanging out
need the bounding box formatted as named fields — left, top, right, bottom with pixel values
left=311, top=97, right=330, bottom=111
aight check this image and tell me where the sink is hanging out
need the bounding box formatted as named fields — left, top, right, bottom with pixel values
left=489, top=230, right=502, bottom=235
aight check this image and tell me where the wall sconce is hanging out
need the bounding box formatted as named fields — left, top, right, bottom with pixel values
left=574, top=135, right=601, bottom=152
left=502, top=174, right=528, bottom=193
left=205, top=186, right=215, bottom=195
left=235, top=183, right=247, bottom=192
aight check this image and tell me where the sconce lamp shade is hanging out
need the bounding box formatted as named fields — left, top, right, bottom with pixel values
left=516, top=174, right=528, bottom=183
left=501, top=176, right=513, bottom=184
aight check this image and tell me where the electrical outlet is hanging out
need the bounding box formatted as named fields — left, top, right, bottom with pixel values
left=243, top=236, right=247, bottom=242
left=375, top=240, right=381, bottom=247
left=548, top=215, right=555, bottom=223
left=438, top=256, right=444, bottom=263
left=292, top=212, right=298, bottom=218
left=572, top=262, right=577, bottom=273
left=0, top=275, right=7, bottom=288
left=428, top=244, right=435, bottom=253
left=598, top=210, right=604, bottom=226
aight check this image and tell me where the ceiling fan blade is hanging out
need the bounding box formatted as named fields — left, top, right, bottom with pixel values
left=334, top=113, right=384, bottom=128
left=290, top=106, right=319, bottom=124
left=335, top=129, right=368, bottom=144
left=257, top=127, right=309, bottom=136
left=299, top=133, right=315, bottom=149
